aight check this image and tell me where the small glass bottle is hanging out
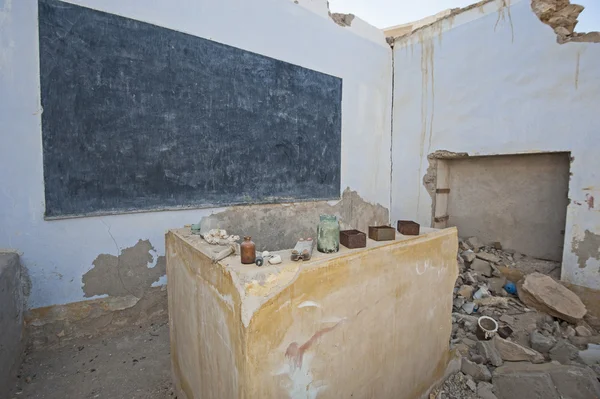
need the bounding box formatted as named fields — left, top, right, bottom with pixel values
left=317, top=215, right=339, bottom=253
left=240, top=236, right=256, bottom=264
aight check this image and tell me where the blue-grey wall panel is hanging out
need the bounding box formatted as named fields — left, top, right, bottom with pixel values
left=38, top=0, right=342, bottom=218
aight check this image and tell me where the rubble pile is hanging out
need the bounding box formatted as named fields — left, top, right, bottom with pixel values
left=436, top=236, right=600, bottom=399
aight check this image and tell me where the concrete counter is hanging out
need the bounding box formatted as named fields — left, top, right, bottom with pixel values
left=166, top=226, right=458, bottom=399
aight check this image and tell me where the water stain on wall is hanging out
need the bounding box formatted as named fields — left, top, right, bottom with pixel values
left=198, top=188, right=389, bottom=251
left=82, top=239, right=165, bottom=298
left=571, top=229, right=600, bottom=269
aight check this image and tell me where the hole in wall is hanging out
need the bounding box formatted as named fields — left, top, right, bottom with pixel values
left=434, top=152, right=571, bottom=277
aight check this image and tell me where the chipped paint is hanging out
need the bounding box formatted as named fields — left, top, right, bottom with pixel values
left=82, top=239, right=166, bottom=298
left=571, top=229, right=600, bottom=269
left=168, top=226, right=459, bottom=398
left=198, top=188, right=388, bottom=252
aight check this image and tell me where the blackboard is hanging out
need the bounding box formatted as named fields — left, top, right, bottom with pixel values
left=38, top=0, right=342, bottom=218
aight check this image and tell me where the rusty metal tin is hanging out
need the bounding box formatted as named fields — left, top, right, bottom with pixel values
left=368, top=226, right=395, bottom=241
left=339, top=229, right=367, bottom=249
left=397, top=220, right=420, bottom=236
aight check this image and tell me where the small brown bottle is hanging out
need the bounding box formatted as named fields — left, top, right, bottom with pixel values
left=240, top=236, right=256, bottom=264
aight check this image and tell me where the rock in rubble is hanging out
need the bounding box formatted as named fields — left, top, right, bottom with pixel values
left=517, top=273, right=587, bottom=324
left=575, top=325, right=593, bottom=337
left=530, top=330, right=556, bottom=354
left=492, top=362, right=600, bottom=399
left=488, top=277, right=507, bottom=295
left=454, top=297, right=466, bottom=310
left=476, top=252, right=500, bottom=264
left=494, top=337, right=545, bottom=363
left=477, top=382, right=498, bottom=399
left=471, top=259, right=492, bottom=277
left=466, top=236, right=483, bottom=252
left=461, top=250, right=476, bottom=263
left=584, top=314, right=600, bottom=331
left=461, top=358, right=492, bottom=382
left=458, top=285, right=475, bottom=299
left=476, top=340, right=503, bottom=367
left=549, top=340, right=581, bottom=364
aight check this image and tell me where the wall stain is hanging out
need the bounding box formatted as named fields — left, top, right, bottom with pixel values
left=495, top=0, right=514, bottom=43
left=197, top=188, right=388, bottom=252
left=417, top=32, right=435, bottom=216
left=571, top=229, right=600, bottom=269
left=82, top=239, right=165, bottom=298
left=585, top=194, right=594, bottom=210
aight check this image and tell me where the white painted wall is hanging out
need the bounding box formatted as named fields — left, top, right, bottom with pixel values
left=0, top=0, right=392, bottom=308
left=391, top=0, right=600, bottom=289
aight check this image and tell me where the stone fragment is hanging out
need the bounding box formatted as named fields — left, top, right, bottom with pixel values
left=463, top=302, right=476, bottom=314
left=495, top=266, right=525, bottom=283
left=461, top=358, right=492, bottom=382
left=453, top=343, right=470, bottom=357
left=453, top=297, right=466, bottom=310
left=584, top=314, right=600, bottom=331
left=575, top=325, right=593, bottom=337
left=517, top=273, right=587, bottom=324
left=569, top=335, right=600, bottom=346
left=488, top=277, right=507, bottom=295
left=476, top=340, right=503, bottom=367
left=477, top=382, right=498, bottom=399
left=494, top=337, right=545, bottom=363
left=563, top=325, right=576, bottom=338
left=549, top=340, right=580, bottom=364
left=499, top=314, right=513, bottom=325
left=461, top=250, right=476, bottom=263
left=466, top=236, right=483, bottom=251
left=493, top=362, right=600, bottom=399
left=471, top=259, right=492, bottom=277
left=458, top=285, right=475, bottom=299
left=476, top=252, right=500, bottom=263
left=470, top=353, right=485, bottom=364
left=465, top=375, right=477, bottom=392
left=530, top=330, right=555, bottom=354
left=464, top=272, right=477, bottom=285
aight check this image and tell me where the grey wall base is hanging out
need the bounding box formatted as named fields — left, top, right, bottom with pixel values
left=0, top=252, right=25, bottom=397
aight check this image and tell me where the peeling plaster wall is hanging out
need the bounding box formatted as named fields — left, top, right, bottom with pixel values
left=0, top=0, right=392, bottom=309
left=391, top=0, right=600, bottom=289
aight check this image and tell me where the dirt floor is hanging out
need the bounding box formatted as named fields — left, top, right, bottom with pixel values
left=9, top=320, right=174, bottom=399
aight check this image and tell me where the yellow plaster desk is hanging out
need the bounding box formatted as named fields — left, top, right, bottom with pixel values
left=166, top=226, right=458, bottom=399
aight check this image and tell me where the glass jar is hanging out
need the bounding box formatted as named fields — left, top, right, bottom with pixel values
left=317, top=214, right=339, bottom=253
left=240, top=236, right=256, bottom=264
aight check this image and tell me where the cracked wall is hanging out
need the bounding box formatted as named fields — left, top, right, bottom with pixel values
left=531, top=0, right=600, bottom=43
left=199, top=188, right=389, bottom=252
left=391, top=0, right=600, bottom=290
left=82, top=240, right=165, bottom=299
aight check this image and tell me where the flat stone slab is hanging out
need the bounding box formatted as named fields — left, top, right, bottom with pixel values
left=493, top=362, right=600, bottom=399
left=517, top=272, right=587, bottom=324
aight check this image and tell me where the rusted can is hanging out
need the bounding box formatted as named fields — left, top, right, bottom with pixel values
left=397, top=220, right=420, bottom=236
left=368, top=226, right=395, bottom=241
left=340, top=229, right=366, bottom=249
left=240, top=236, right=256, bottom=264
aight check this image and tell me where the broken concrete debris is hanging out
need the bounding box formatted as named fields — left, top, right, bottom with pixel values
left=461, top=357, right=492, bottom=382
left=518, top=272, right=587, bottom=324
left=494, top=336, right=545, bottom=363
left=447, top=236, right=600, bottom=398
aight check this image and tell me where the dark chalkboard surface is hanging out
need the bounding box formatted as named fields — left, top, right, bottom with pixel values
left=38, top=0, right=342, bottom=218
